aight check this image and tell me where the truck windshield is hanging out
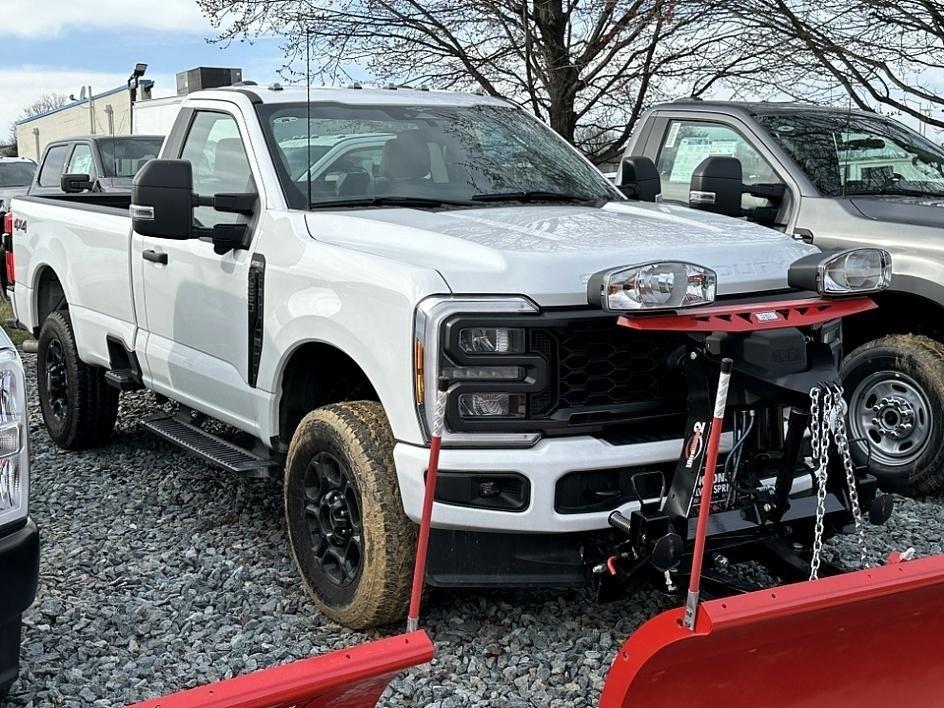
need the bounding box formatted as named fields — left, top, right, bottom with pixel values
left=99, top=137, right=165, bottom=178
left=0, top=162, right=36, bottom=188
left=257, top=103, right=619, bottom=209
left=758, top=111, right=944, bottom=198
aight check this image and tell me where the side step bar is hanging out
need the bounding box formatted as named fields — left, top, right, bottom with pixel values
left=141, top=412, right=279, bottom=479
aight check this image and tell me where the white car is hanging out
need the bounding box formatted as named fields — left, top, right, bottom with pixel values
left=10, top=85, right=834, bottom=629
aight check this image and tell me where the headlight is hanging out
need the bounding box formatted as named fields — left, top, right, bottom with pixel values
left=414, top=297, right=540, bottom=446
left=0, top=348, right=27, bottom=529
left=788, top=248, right=891, bottom=296
left=587, top=261, right=717, bottom=312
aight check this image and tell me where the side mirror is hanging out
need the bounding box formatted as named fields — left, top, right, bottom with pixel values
left=203, top=224, right=250, bottom=255
left=689, top=156, right=743, bottom=218
left=60, top=173, right=93, bottom=194
left=131, top=160, right=194, bottom=239
left=618, top=157, right=661, bottom=201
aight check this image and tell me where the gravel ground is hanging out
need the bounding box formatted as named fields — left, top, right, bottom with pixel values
left=6, top=352, right=943, bottom=707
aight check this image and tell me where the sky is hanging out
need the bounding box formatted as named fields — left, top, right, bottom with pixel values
left=0, top=0, right=288, bottom=134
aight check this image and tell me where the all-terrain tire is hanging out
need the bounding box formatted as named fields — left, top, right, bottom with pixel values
left=36, top=311, right=119, bottom=450
left=284, top=401, right=415, bottom=629
left=841, top=334, right=944, bottom=496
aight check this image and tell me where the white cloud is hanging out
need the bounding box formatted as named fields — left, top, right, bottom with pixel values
left=3, top=0, right=208, bottom=38
left=0, top=66, right=176, bottom=140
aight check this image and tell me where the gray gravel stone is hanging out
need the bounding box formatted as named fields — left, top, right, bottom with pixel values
left=5, top=353, right=943, bottom=706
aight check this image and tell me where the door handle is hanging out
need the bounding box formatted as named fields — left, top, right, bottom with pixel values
left=142, top=249, right=168, bottom=264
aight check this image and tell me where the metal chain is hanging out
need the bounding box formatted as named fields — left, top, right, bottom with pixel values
left=831, top=382, right=870, bottom=568
left=809, top=387, right=828, bottom=581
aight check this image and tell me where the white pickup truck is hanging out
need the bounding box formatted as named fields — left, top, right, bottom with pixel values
left=10, top=85, right=840, bottom=628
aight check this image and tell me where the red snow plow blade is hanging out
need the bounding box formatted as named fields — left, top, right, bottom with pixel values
left=130, top=630, right=433, bottom=708
left=600, top=554, right=944, bottom=708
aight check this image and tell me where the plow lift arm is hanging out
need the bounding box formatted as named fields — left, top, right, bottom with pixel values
left=599, top=300, right=944, bottom=708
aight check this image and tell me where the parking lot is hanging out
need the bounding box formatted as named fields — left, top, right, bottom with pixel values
left=6, top=353, right=941, bottom=707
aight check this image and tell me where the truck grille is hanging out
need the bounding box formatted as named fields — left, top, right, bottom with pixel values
left=530, top=317, right=687, bottom=430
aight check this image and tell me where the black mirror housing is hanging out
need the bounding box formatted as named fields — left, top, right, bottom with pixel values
left=213, top=192, right=257, bottom=215
left=618, top=157, right=661, bottom=202
left=689, top=156, right=743, bottom=218
left=60, top=173, right=93, bottom=194
left=131, top=160, right=194, bottom=239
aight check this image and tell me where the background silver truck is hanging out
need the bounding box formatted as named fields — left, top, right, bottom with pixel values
left=622, top=100, right=944, bottom=495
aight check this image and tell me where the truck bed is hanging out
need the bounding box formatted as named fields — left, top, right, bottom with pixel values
left=10, top=193, right=137, bottom=369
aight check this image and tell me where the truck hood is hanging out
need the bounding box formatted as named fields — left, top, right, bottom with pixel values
left=306, top=201, right=817, bottom=306
left=849, top=195, right=944, bottom=230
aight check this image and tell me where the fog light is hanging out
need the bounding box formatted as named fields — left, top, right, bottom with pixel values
left=789, top=248, right=891, bottom=296
left=458, top=392, right=526, bottom=418
left=478, top=481, right=501, bottom=498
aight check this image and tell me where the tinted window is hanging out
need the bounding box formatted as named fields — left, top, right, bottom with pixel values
left=67, top=144, right=95, bottom=177
left=656, top=120, right=782, bottom=207
left=180, top=112, right=255, bottom=228
left=0, top=162, right=36, bottom=188
left=38, top=145, right=69, bottom=187
left=100, top=137, right=164, bottom=178
left=758, top=112, right=944, bottom=197
left=258, top=103, right=619, bottom=209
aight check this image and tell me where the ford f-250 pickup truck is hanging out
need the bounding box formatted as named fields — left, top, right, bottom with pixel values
left=9, top=85, right=887, bottom=629
left=621, top=100, right=944, bottom=496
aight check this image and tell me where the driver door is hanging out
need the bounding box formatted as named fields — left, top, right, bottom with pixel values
left=133, top=109, right=260, bottom=432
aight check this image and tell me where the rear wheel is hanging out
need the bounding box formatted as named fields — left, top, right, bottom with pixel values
left=842, top=334, right=944, bottom=496
left=37, top=311, right=119, bottom=450
left=284, top=401, right=415, bottom=629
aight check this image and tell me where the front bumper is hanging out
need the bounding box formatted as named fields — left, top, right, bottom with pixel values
left=0, top=518, right=39, bottom=694
left=394, top=435, right=813, bottom=534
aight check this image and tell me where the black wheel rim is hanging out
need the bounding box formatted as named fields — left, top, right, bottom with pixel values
left=303, top=451, right=363, bottom=588
left=45, top=337, right=69, bottom=421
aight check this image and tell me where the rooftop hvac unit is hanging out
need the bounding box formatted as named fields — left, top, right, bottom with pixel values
left=176, top=67, right=243, bottom=95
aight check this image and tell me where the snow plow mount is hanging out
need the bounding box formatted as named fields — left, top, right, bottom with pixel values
left=595, top=295, right=891, bottom=596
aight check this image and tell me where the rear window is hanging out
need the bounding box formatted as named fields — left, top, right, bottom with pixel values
left=0, top=162, right=36, bottom=188
left=38, top=145, right=69, bottom=187
left=99, top=137, right=165, bottom=178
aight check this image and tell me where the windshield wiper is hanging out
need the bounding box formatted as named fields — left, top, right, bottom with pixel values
left=471, top=190, right=604, bottom=205
left=847, top=186, right=944, bottom=199
left=309, top=195, right=477, bottom=210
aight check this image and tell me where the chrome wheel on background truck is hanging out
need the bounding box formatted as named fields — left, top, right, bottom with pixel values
left=842, top=334, right=944, bottom=496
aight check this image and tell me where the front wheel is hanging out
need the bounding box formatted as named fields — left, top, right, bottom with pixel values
left=284, top=401, right=415, bottom=629
left=842, top=334, right=944, bottom=496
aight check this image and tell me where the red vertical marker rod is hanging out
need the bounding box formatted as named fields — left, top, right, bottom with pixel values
left=407, top=382, right=447, bottom=631
left=683, top=357, right=734, bottom=630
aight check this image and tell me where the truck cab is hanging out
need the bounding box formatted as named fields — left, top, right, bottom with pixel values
left=623, top=100, right=944, bottom=495
left=29, top=134, right=165, bottom=196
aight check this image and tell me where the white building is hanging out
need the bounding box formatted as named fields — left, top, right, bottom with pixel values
left=15, top=81, right=156, bottom=162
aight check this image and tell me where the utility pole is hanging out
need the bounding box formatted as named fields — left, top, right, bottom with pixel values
left=88, top=86, right=96, bottom=135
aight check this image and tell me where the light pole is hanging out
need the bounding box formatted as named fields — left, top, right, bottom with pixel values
left=127, top=62, right=147, bottom=135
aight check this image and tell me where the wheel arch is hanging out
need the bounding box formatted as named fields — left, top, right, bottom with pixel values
left=32, top=264, right=68, bottom=336
left=844, top=286, right=943, bottom=352
left=275, top=339, right=384, bottom=448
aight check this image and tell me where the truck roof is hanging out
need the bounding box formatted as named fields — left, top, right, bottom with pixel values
left=662, top=98, right=878, bottom=119
left=198, top=84, right=513, bottom=109
left=44, top=134, right=165, bottom=144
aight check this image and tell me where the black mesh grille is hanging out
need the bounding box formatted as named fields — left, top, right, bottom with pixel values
left=535, top=318, right=687, bottom=423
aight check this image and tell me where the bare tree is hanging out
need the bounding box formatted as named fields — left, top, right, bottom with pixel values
left=707, top=1, right=944, bottom=129
left=8, top=93, right=72, bottom=148
left=198, top=0, right=771, bottom=164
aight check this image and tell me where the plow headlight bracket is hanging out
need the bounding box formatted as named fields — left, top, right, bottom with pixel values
left=788, top=248, right=892, bottom=296
left=588, top=261, right=717, bottom=312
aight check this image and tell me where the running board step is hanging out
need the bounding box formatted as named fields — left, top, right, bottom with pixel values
left=105, top=368, right=143, bottom=391
left=141, top=412, right=278, bottom=478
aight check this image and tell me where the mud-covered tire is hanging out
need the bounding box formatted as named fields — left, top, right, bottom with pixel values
left=36, top=311, right=119, bottom=450
left=841, top=334, right=944, bottom=496
left=284, top=401, right=415, bottom=629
